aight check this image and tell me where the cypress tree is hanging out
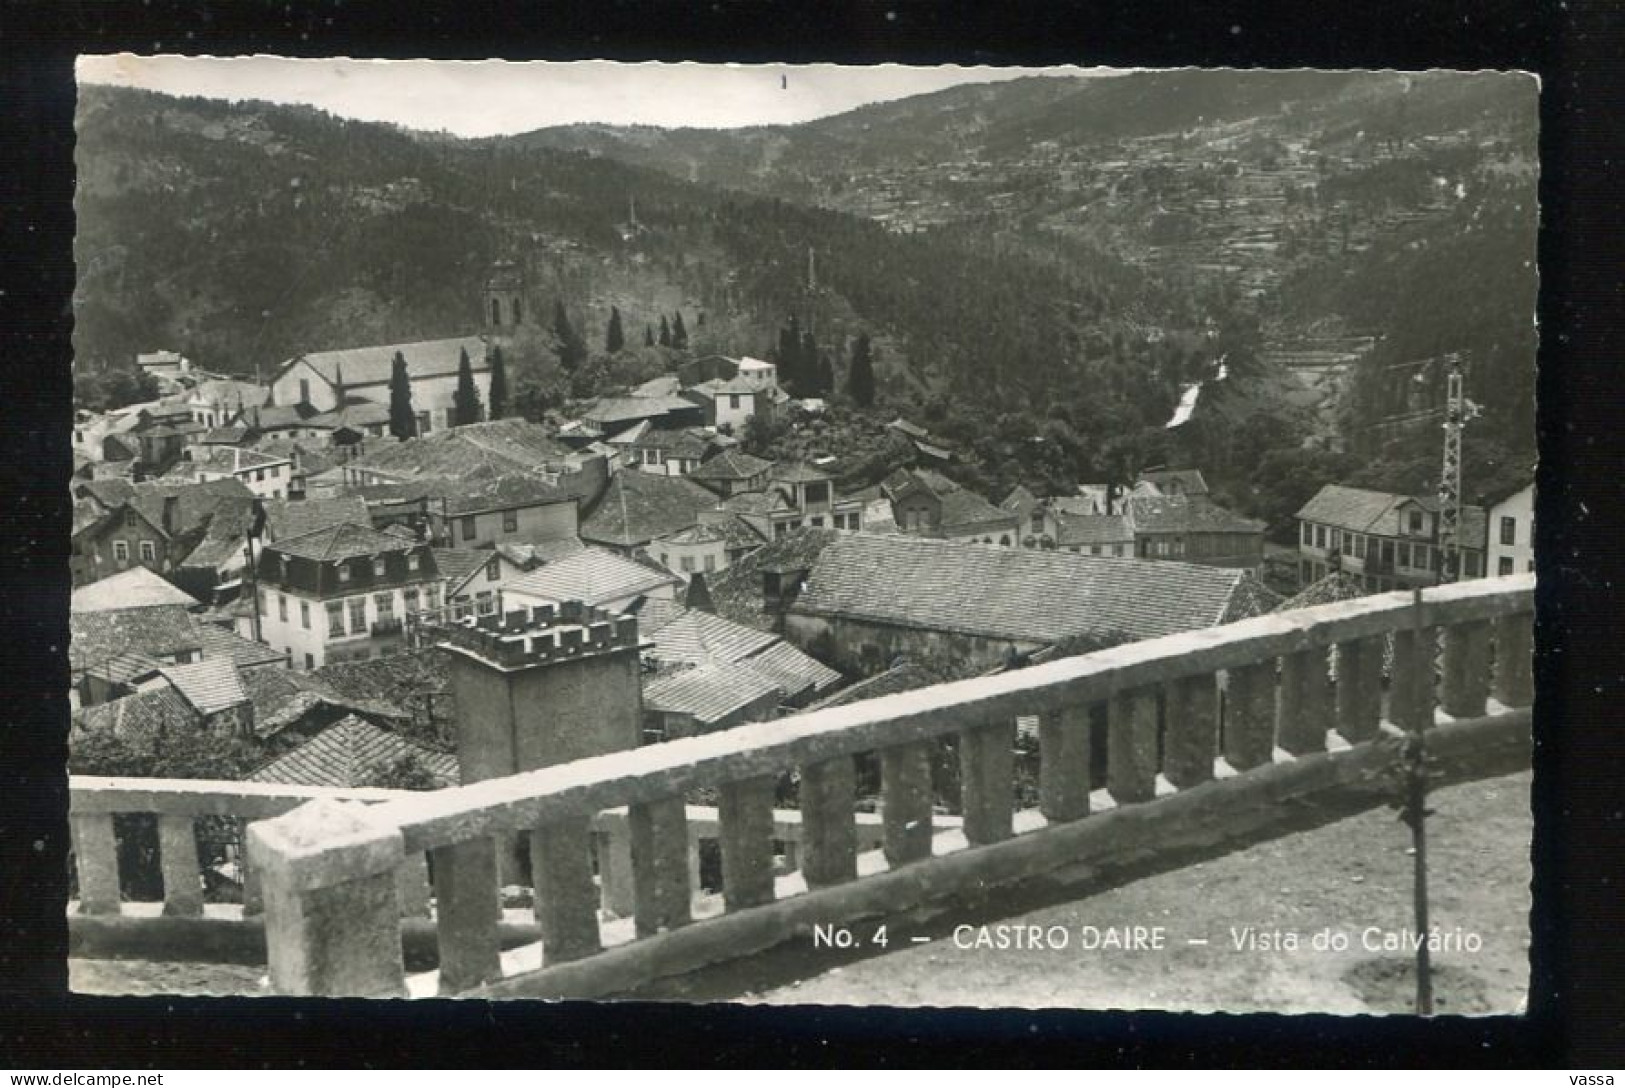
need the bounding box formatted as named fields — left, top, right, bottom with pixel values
left=606, top=306, right=625, bottom=353
left=488, top=344, right=509, bottom=420
left=672, top=311, right=689, bottom=351
left=553, top=301, right=585, bottom=371
left=645, top=324, right=656, bottom=348
left=452, top=347, right=483, bottom=426
left=800, top=326, right=821, bottom=394
left=659, top=315, right=671, bottom=347
left=388, top=352, right=415, bottom=440
left=848, top=333, right=876, bottom=407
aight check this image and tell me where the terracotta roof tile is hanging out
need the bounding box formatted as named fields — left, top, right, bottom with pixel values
left=247, top=716, right=458, bottom=788
left=580, top=471, right=719, bottom=548
left=505, top=546, right=680, bottom=607
left=792, top=534, right=1261, bottom=646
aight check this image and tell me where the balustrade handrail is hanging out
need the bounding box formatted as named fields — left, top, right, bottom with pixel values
left=264, top=574, right=1533, bottom=874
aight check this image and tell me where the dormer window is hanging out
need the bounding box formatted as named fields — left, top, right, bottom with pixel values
left=408, top=552, right=421, bottom=572
left=338, top=563, right=351, bottom=583
left=1408, top=510, right=1424, bottom=534
left=373, top=557, right=386, bottom=578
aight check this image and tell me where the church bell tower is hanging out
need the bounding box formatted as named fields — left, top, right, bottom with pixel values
left=483, top=259, right=525, bottom=335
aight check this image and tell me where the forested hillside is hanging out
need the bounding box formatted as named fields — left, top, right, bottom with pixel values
left=74, top=71, right=1537, bottom=512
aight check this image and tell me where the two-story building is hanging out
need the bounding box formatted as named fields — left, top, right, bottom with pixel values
left=1126, top=494, right=1266, bottom=571
left=688, top=449, right=774, bottom=498
left=256, top=523, right=446, bottom=670
left=883, top=468, right=1018, bottom=545
left=682, top=377, right=765, bottom=434
left=179, top=445, right=295, bottom=499
left=188, top=378, right=272, bottom=430
left=626, top=427, right=717, bottom=477
left=1296, top=484, right=1487, bottom=591
left=721, top=462, right=866, bottom=541
left=1484, top=481, right=1535, bottom=577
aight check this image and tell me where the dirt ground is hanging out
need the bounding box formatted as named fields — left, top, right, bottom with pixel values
left=71, top=771, right=1532, bottom=1014
left=741, top=770, right=1533, bottom=1014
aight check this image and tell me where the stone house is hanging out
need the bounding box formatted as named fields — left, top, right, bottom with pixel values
left=779, top=532, right=1277, bottom=677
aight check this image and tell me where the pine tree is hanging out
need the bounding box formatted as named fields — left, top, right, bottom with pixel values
left=672, top=311, right=689, bottom=351
left=848, top=333, right=876, bottom=407
left=645, top=324, right=656, bottom=348
left=388, top=352, right=415, bottom=440
left=452, top=347, right=483, bottom=427
left=487, top=344, right=509, bottom=420
left=659, top=315, right=671, bottom=347
left=606, top=306, right=625, bottom=353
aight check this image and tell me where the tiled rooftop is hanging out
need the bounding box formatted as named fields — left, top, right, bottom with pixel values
left=504, top=546, right=681, bottom=608
left=791, top=533, right=1264, bottom=646
left=281, top=335, right=488, bottom=388
left=267, top=522, right=421, bottom=563
left=246, top=716, right=459, bottom=789
left=580, top=470, right=718, bottom=549
left=71, top=568, right=199, bottom=613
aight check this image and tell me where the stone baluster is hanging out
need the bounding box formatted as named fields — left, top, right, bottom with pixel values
left=1038, top=704, right=1092, bottom=821
left=1162, top=675, right=1219, bottom=790
left=799, top=756, right=857, bottom=888
left=530, top=817, right=603, bottom=964
left=70, top=813, right=121, bottom=916
left=429, top=836, right=502, bottom=994
left=718, top=777, right=777, bottom=911
left=239, top=817, right=264, bottom=917
left=1224, top=662, right=1276, bottom=771
left=1107, top=688, right=1159, bottom=804
left=595, top=823, right=636, bottom=919
left=1441, top=619, right=1492, bottom=718
left=1335, top=637, right=1385, bottom=744
left=959, top=720, right=1016, bottom=845
left=395, top=852, right=432, bottom=918
left=1492, top=611, right=1534, bottom=708
left=880, top=741, right=934, bottom=868
left=629, top=797, right=692, bottom=937
left=1390, top=625, right=1438, bottom=731
left=249, top=799, right=407, bottom=997
left=1277, top=649, right=1332, bottom=757
left=157, top=815, right=204, bottom=918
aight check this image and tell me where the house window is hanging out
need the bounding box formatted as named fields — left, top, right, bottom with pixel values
left=1032, top=513, right=1045, bottom=535
left=1354, top=535, right=1367, bottom=559
left=408, top=552, right=421, bottom=571
left=1499, top=556, right=1514, bottom=576
left=125, top=510, right=136, bottom=528
left=304, top=653, right=314, bottom=670
left=416, top=411, right=431, bottom=435
left=511, top=298, right=521, bottom=325
left=326, top=601, right=345, bottom=637
left=680, top=556, right=695, bottom=573
left=502, top=509, right=518, bottom=533
left=300, top=601, right=311, bottom=629
left=461, top=516, right=476, bottom=541
left=729, top=395, right=741, bottom=410
left=1300, top=522, right=1312, bottom=546
left=1464, top=553, right=1480, bottom=578
left=476, top=591, right=496, bottom=615
left=1408, top=510, right=1424, bottom=534
left=299, top=379, right=310, bottom=404
left=139, top=540, right=156, bottom=562
left=348, top=597, right=366, bottom=634
left=1314, top=525, right=1327, bottom=549
left=372, top=557, right=386, bottom=577
left=278, top=594, right=288, bottom=622
left=338, top=563, right=351, bottom=583
left=485, top=558, right=500, bottom=582
left=425, top=585, right=441, bottom=610
left=254, top=469, right=264, bottom=483
left=404, top=588, right=419, bottom=614
left=810, top=516, right=824, bottom=527
left=1091, top=545, right=1102, bottom=555
left=113, top=540, right=129, bottom=563
left=704, top=554, right=716, bottom=573
left=491, top=298, right=502, bottom=326
left=1397, top=542, right=1410, bottom=568
left=1500, top=516, right=1517, bottom=546
left=375, top=593, right=394, bottom=623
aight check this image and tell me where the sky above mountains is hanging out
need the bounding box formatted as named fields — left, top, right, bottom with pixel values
left=77, top=56, right=1111, bottom=136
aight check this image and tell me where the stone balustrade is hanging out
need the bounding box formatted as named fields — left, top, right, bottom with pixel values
left=235, top=574, right=1533, bottom=999
left=66, top=783, right=892, bottom=932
